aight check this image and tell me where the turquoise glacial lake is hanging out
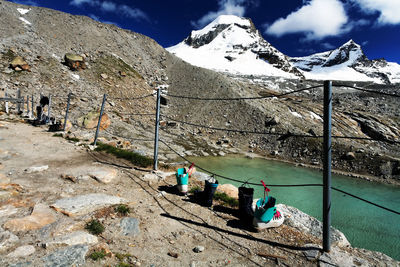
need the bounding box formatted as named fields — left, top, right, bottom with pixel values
left=190, top=156, right=400, bottom=260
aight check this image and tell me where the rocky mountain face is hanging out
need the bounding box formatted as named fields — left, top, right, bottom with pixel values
left=168, top=15, right=303, bottom=78
left=169, top=16, right=400, bottom=85
left=290, top=40, right=400, bottom=84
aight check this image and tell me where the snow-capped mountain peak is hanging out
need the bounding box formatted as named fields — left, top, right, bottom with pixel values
left=290, top=40, right=400, bottom=84
left=167, top=15, right=303, bottom=78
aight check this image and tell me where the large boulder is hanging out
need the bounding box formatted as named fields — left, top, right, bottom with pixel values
left=64, top=53, right=86, bottom=71
left=3, top=204, right=56, bottom=232
left=10, top=56, right=30, bottom=71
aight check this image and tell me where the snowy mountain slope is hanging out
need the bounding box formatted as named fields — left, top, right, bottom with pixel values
left=167, top=15, right=303, bottom=79
left=290, top=40, right=400, bottom=84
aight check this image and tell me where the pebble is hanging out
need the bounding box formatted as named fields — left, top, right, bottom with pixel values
left=193, top=246, right=204, bottom=253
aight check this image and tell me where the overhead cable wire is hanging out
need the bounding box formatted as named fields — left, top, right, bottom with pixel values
left=102, top=128, right=154, bottom=142
left=162, top=85, right=323, bottom=101
left=332, top=187, right=400, bottom=215
left=332, top=84, right=400, bottom=98
left=117, top=113, right=156, bottom=117
left=109, top=93, right=156, bottom=101
left=160, top=115, right=400, bottom=144
left=160, top=114, right=314, bottom=138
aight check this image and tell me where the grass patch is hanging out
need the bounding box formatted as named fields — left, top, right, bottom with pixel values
left=85, top=219, right=105, bottom=235
left=95, top=142, right=152, bottom=168
left=116, top=263, right=131, bottom=267
left=66, top=136, right=80, bottom=142
left=115, top=253, right=132, bottom=261
left=213, top=192, right=239, bottom=207
left=53, top=134, right=79, bottom=142
left=115, top=204, right=130, bottom=216
left=88, top=250, right=106, bottom=261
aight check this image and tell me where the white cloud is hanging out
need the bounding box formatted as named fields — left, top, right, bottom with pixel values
left=70, top=0, right=95, bottom=6
left=321, top=42, right=335, bottom=49
left=100, top=1, right=116, bottom=12
left=265, top=0, right=348, bottom=40
left=69, top=0, right=148, bottom=21
left=119, top=5, right=148, bottom=21
left=352, top=0, right=400, bottom=24
left=191, top=0, right=247, bottom=28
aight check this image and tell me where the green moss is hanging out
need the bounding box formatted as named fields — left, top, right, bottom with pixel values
left=115, top=253, right=132, bottom=261
left=95, top=142, right=152, bottom=168
left=66, top=136, right=80, bottom=142
left=213, top=192, right=239, bottom=207
left=89, top=250, right=107, bottom=261
left=115, top=204, right=130, bottom=216
left=93, top=55, right=142, bottom=80
left=3, top=49, right=16, bottom=62
left=85, top=219, right=105, bottom=235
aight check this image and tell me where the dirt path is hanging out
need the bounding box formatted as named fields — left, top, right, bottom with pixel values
left=0, top=120, right=398, bottom=267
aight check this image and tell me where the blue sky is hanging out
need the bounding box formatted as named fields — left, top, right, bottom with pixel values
left=7, top=0, right=400, bottom=63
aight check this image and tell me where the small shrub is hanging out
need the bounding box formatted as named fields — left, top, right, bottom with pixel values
left=115, top=204, right=130, bottom=216
left=95, top=142, right=152, bottom=168
left=53, top=133, right=63, bottom=138
left=115, top=252, right=132, bottom=261
left=66, top=136, right=80, bottom=142
left=85, top=219, right=105, bottom=235
left=213, top=192, right=239, bottom=207
left=89, top=250, right=106, bottom=261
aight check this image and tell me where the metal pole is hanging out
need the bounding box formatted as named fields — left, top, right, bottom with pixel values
left=26, top=95, right=30, bottom=116
left=153, top=88, right=161, bottom=170
left=323, top=80, right=332, bottom=252
left=47, top=94, right=52, bottom=124
left=93, top=94, right=107, bottom=146
left=63, top=93, right=72, bottom=131
left=17, top=89, right=21, bottom=114
left=5, top=92, right=8, bottom=114
left=31, top=94, right=34, bottom=119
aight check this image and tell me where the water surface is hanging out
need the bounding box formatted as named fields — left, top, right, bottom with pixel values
left=190, top=156, right=400, bottom=260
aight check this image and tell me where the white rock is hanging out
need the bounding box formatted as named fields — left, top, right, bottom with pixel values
left=88, top=168, right=118, bottom=184
left=25, top=165, right=48, bottom=173
left=51, top=193, right=128, bottom=216
left=47, top=231, right=98, bottom=247
left=277, top=204, right=350, bottom=248
left=7, top=245, right=35, bottom=257
left=0, top=227, right=19, bottom=253
left=0, top=205, right=19, bottom=218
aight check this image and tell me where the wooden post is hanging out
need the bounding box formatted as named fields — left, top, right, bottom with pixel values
left=93, top=94, right=107, bottom=146
left=323, top=80, right=332, bottom=252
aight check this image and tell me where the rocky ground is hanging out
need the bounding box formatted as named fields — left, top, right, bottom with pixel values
left=1, top=118, right=399, bottom=267
left=0, top=0, right=399, bottom=186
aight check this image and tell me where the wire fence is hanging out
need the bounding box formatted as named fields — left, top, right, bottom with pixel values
left=2, top=82, right=399, bottom=219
